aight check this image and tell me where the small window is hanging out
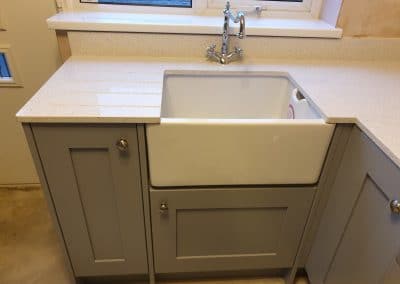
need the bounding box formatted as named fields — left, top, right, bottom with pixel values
left=74, top=0, right=323, bottom=20
left=0, top=52, right=11, bottom=78
left=80, top=0, right=192, bottom=8
left=0, top=46, right=22, bottom=87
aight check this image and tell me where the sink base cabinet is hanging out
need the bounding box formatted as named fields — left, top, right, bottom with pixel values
left=151, top=187, right=315, bottom=274
left=30, top=125, right=148, bottom=277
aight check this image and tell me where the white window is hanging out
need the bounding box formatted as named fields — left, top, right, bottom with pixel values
left=79, top=0, right=311, bottom=9
left=69, top=0, right=323, bottom=18
left=80, top=0, right=192, bottom=8
left=53, top=0, right=341, bottom=38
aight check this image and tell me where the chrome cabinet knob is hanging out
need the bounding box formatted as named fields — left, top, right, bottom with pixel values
left=160, top=202, right=169, bottom=214
left=390, top=200, right=400, bottom=214
left=116, top=138, right=129, bottom=152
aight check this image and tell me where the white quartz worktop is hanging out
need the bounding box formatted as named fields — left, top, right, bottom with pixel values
left=17, top=56, right=400, bottom=167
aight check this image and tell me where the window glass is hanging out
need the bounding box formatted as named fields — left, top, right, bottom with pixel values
left=80, top=0, right=302, bottom=8
left=0, top=53, right=11, bottom=78
left=81, top=0, right=192, bottom=8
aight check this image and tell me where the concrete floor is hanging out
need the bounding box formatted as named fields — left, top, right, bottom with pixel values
left=0, top=187, right=309, bottom=284
left=0, top=187, right=71, bottom=284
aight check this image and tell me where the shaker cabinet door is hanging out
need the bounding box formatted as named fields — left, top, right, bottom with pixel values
left=307, top=127, right=400, bottom=284
left=33, top=125, right=148, bottom=277
left=151, top=187, right=314, bottom=274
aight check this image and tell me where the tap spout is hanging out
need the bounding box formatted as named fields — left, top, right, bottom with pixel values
left=225, top=4, right=245, bottom=39
left=236, top=12, right=245, bottom=39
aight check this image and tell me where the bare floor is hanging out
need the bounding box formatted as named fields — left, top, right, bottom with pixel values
left=0, top=187, right=308, bottom=284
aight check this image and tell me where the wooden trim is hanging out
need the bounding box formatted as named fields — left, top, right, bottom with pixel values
left=56, top=30, right=72, bottom=62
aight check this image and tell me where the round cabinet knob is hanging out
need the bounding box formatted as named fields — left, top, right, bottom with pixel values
left=390, top=200, right=400, bottom=214
left=160, top=202, right=169, bottom=214
left=116, top=138, right=129, bottom=152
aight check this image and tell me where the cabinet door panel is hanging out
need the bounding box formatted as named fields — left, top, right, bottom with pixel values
left=70, top=148, right=126, bottom=260
left=151, top=187, right=314, bottom=274
left=33, top=125, right=148, bottom=277
left=307, top=127, right=400, bottom=284
left=176, top=207, right=286, bottom=257
left=326, top=176, right=400, bottom=284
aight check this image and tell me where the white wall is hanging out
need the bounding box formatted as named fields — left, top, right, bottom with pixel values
left=0, top=1, right=61, bottom=185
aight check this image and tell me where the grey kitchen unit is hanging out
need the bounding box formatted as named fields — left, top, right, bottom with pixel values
left=23, top=122, right=400, bottom=284
left=24, top=122, right=334, bottom=283
left=307, top=127, right=400, bottom=284
left=26, top=124, right=149, bottom=278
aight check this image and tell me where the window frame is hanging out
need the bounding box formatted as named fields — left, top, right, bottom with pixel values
left=65, top=0, right=323, bottom=19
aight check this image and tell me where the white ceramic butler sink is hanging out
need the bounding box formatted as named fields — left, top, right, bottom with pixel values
left=146, top=71, right=334, bottom=187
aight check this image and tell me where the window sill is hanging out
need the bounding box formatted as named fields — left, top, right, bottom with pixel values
left=47, top=12, right=342, bottom=38
left=0, top=78, right=21, bottom=87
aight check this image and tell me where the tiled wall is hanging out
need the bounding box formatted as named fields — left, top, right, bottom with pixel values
left=69, top=32, right=400, bottom=61
left=338, top=0, right=400, bottom=37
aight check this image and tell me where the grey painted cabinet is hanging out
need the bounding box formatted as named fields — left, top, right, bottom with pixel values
left=307, top=127, right=400, bottom=284
left=32, top=125, right=148, bottom=277
left=151, top=187, right=315, bottom=274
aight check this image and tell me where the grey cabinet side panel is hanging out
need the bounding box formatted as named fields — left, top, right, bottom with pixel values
left=137, top=125, right=156, bottom=284
left=285, top=124, right=352, bottom=284
left=307, top=126, right=367, bottom=283
left=32, top=124, right=148, bottom=277
left=297, top=124, right=353, bottom=267
left=22, top=124, right=77, bottom=283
